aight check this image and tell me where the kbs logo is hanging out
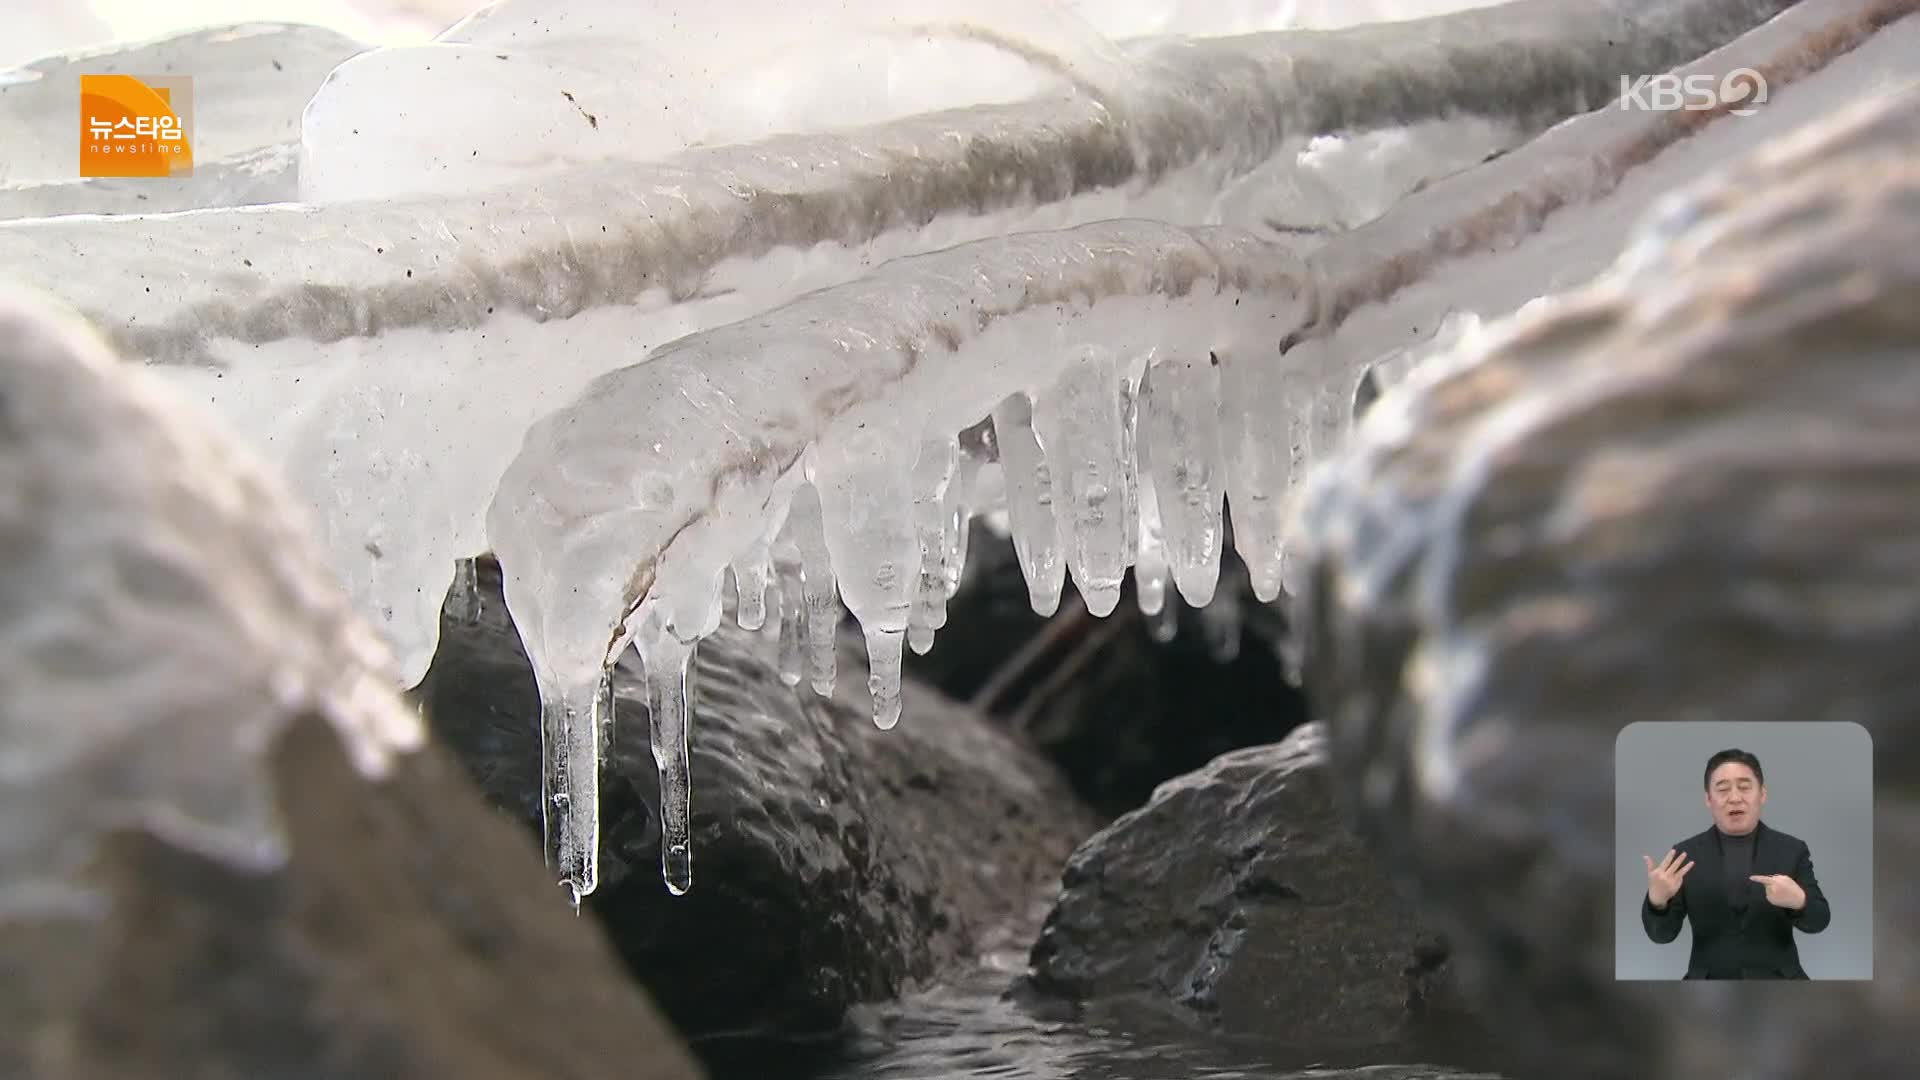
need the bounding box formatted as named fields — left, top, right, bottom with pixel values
left=79, top=74, right=195, bottom=178
left=1618, top=68, right=1769, bottom=117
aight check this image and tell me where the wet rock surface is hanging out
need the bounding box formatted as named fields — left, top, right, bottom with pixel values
left=1022, top=723, right=1463, bottom=1044
left=1292, top=87, right=1920, bottom=1079
left=0, top=287, right=699, bottom=1080
left=421, top=558, right=1100, bottom=1045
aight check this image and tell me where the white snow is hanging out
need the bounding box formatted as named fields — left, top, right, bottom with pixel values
left=1068, top=0, right=1512, bottom=41
left=300, top=0, right=1136, bottom=204
left=0, top=7, right=114, bottom=71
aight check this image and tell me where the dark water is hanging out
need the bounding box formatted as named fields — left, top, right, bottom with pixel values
left=710, top=957, right=1511, bottom=1080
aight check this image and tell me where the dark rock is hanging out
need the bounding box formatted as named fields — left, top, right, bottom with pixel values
left=1292, top=87, right=1920, bottom=1079
left=904, top=525, right=1308, bottom=819
left=5, top=716, right=706, bottom=1080
left=0, top=287, right=699, bottom=1080
left=421, top=557, right=1100, bottom=1046
left=1022, top=723, right=1462, bottom=1044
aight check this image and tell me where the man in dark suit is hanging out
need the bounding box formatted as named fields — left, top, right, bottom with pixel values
left=1641, top=748, right=1831, bottom=978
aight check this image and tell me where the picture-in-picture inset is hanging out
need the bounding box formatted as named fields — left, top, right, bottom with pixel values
left=1615, top=721, right=1873, bottom=981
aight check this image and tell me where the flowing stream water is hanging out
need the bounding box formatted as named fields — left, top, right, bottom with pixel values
left=706, top=959, right=1519, bottom=1080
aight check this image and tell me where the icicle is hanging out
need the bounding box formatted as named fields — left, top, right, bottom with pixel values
left=730, top=539, right=772, bottom=631
left=451, top=557, right=482, bottom=624
left=812, top=427, right=919, bottom=730
left=907, top=437, right=959, bottom=657
left=1274, top=366, right=1317, bottom=598
left=1033, top=348, right=1130, bottom=618
left=595, top=663, right=614, bottom=755
left=783, top=480, right=840, bottom=696
left=1277, top=611, right=1306, bottom=686
left=635, top=619, right=696, bottom=895
left=990, top=394, right=1067, bottom=616
left=1200, top=584, right=1242, bottom=663
left=775, top=552, right=806, bottom=688
left=1313, top=368, right=1352, bottom=467
left=1220, top=342, right=1318, bottom=603
left=1142, top=352, right=1226, bottom=609
left=540, top=668, right=611, bottom=904
left=754, top=554, right=785, bottom=647
left=1118, top=370, right=1141, bottom=567
left=1148, top=591, right=1180, bottom=643
left=944, top=425, right=991, bottom=600
left=1280, top=547, right=1308, bottom=598
left=1134, top=434, right=1169, bottom=618
left=864, top=623, right=907, bottom=729
left=1283, top=369, right=1318, bottom=497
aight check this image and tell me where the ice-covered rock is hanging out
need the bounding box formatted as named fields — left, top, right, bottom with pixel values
left=0, top=142, right=300, bottom=221
left=0, top=285, right=697, bottom=1080
left=420, top=557, right=1097, bottom=1039
left=0, top=0, right=1742, bottom=703
left=1291, top=82, right=1920, bottom=1080
left=0, top=284, right=420, bottom=912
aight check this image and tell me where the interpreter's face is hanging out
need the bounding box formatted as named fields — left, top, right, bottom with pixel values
left=1706, top=763, right=1766, bottom=835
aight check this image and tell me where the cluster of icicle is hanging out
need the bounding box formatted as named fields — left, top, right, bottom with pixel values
left=545, top=364, right=1325, bottom=902
left=484, top=219, right=1377, bottom=902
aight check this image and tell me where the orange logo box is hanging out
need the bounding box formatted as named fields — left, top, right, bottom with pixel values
left=79, top=74, right=195, bottom=179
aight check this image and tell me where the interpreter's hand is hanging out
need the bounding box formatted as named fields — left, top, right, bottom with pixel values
left=1749, top=873, right=1808, bottom=910
left=1644, top=849, right=1693, bottom=908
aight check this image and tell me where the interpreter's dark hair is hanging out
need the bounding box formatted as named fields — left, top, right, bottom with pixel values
left=1704, top=748, right=1765, bottom=790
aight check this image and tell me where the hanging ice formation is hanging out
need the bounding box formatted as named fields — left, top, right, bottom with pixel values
left=477, top=0, right=1883, bottom=901
left=0, top=0, right=1789, bottom=697
left=3, top=0, right=1867, bottom=904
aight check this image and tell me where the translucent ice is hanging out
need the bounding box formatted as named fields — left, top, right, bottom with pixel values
left=730, top=528, right=776, bottom=633
left=638, top=620, right=696, bottom=896
left=3, top=0, right=1765, bottom=702
left=784, top=481, right=842, bottom=698
left=812, top=417, right=920, bottom=730
left=488, top=219, right=1306, bottom=895
left=1033, top=349, right=1132, bottom=618
left=1140, top=352, right=1226, bottom=607
left=992, top=394, right=1069, bottom=617
left=7, top=0, right=1849, bottom=904
left=908, top=437, right=960, bottom=657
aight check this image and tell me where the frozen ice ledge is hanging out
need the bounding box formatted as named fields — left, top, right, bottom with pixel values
left=483, top=0, right=1920, bottom=900
left=3, top=0, right=1897, bottom=904
left=0, top=0, right=1801, bottom=691
left=0, top=0, right=1787, bottom=363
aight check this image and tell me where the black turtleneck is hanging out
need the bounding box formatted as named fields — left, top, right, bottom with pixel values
left=1720, top=827, right=1756, bottom=909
